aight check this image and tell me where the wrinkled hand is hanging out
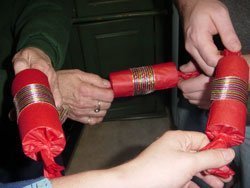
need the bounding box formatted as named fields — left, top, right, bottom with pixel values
left=178, top=62, right=211, bottom=109
left=179, top=0, right=241, bottom=76
left=123, top=130, right=235, bottom=188
left=12, top=47, right=62, bottom=107
left=57, top=69, right=114, bottom=125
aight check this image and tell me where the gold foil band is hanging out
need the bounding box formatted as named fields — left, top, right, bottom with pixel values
left=57, top=105, right=69, bottom=124
left=211, top=76, right=248, bottom=104
left=130, top=66, right=155, bottom=96
left=13, top=84, right=56, bottom=117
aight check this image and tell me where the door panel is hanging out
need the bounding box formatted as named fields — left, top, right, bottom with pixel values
left=74, top=0, right=154, bottom=18
left=78, top=17, right=155, bottom=78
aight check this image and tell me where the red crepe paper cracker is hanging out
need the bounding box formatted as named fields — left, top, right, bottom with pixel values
left=202, top=50, right=249, bottom=178
left=12, top=69, right=66, bottom=178
left=109, top=62, right=199, bottom=97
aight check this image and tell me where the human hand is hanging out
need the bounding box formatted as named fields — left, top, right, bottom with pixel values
left=178, top=61, right=211, bottom=109
left=178, top=53, right=250, bottom=110
left=50, top=131, right=234, bottom=188
left=178, top=0, right=241, bottom=76
left=119, top=130, right=235, bottom=188
left=57, top=69, right=114, bottom=125
left=12, top=47, right=62, bottom=107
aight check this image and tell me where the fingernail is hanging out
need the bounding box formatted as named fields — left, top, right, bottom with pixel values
left=102, top=80, right=111, bottom=88
left=180, top=64, right=187, bottom=71
left=222, top=149, right=235, bottom=161
left=229, top=39, right=241, bottom=52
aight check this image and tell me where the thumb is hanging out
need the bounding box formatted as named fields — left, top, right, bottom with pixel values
left=50, top=81, right=63, bottom=107
left=213, top=13, right=241, bottom=52
left=80, top=72, right=111, bottom=88
left=220, top=30, right=241, bottom=52
left=12, top=58, right=30, bottom=74
left=180, top=61, right=198, bottom=73
left=194, top=148, right=235, bottom=172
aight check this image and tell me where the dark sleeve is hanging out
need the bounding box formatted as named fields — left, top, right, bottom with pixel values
left=14, top=0, right=72, bottom=69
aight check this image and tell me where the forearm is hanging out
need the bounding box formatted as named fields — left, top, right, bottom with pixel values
left=50, top=155, right=175, bottom=188
left=51, top=158, right=153, bottom=188
left=51, top=167, right=130, bottom=188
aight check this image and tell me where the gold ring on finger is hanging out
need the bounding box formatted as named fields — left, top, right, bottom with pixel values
left=94, top=101, right=101, bottom=113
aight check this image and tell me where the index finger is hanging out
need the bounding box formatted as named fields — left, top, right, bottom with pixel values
left=182, top=131, right=210, bottom=151
left=79, top=82, right=114, bottom=102
left=165, top=131, right=210, bottom=151
left=212, top=5, right=241, bottom=52
left=79, top=72, right=111, bottom=88
left=196, top=32, right=222, bottom=68
left=178, top=74, right=211, bottom=93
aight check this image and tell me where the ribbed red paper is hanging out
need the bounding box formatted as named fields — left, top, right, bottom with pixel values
left=12, top=69, right=66, bottom=178
left=109, top=62, right=199, bottom=97
left=202, top=50, right=249, bottom=178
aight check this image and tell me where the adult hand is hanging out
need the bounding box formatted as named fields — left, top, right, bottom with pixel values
left=51, top=131, right=235, bottom=188
left=121, top=130, right=235, bottom=188
left=178, top=53, right=250, bottom=109
left=57, top=69, right=114, bottom=125
left=12, top=47, right=62, bottom=107
left=178, top=62, right=211, bottom=109
left=177, top=0, right=241, bottom=76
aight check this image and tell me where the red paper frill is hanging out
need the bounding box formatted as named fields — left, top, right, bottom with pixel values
left=12, top=69, right=66, bottom=178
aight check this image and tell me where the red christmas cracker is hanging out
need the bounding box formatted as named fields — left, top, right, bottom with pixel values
left=12, top=69, right=66, bottom=178
left=109, top=62, right=199, bottom=97
left=202, top=50, right=249, bottom=178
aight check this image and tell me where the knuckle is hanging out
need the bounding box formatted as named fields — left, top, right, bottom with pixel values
left=185, top=27, right=199, bottom=44
left=90, top=74, right=102, bottom=82
left=78, top=100, right=87, bottom=108
left=79, top=85, right=92, bottom=97
left=185, top=42, right=193, bottom=54
left=214, top=4, right=228, bottom=17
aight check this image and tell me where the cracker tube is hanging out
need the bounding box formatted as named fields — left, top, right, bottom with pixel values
left=109, top=62, right=200, bottom=97
left=12, top=69, right=66, bottom=178
left=201, top=50, right=249, bottom=178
